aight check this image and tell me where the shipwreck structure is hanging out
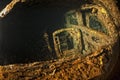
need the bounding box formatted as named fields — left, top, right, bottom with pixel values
left=0, top=0, right=119, bottom=79
left=0, top=0, right=119, bottom=62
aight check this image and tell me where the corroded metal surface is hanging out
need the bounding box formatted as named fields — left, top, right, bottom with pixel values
left=0, top=0, right=119, bottom=80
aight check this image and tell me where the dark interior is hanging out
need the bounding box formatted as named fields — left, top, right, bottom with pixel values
left=0, top=1, right=75, bottom=65
left=0, top=0, right=88, bottom=65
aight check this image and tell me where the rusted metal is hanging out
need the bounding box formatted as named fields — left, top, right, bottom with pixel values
left=0, top=0, right=119, bottom=79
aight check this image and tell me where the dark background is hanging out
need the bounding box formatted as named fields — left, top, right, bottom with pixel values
left=0, top=0, right=83, bottom=65
left=0, top=0, right=70, bottom=64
